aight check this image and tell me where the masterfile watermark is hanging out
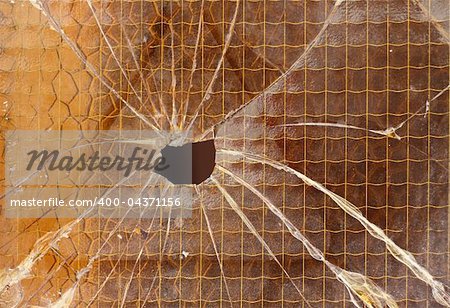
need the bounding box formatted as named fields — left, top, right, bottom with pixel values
left=26, top=147, right=169, bottom=177
left=4, top=130, right=193, bottom=218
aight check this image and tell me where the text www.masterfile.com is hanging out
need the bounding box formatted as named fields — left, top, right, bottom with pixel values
left=9, top=197, right=183, bottom=207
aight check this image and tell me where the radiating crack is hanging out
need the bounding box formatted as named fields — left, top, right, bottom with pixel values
left=122, top=24, right=170, bottom=125
left=180, top=0, right=204, bottom=129
left=0, top=169, right=145, bottom=302
left=86, top=0, right=162, bottom=129
left=279, top=122, right=401, bottom=140
left=211, top=175, right=311, bottom=308
left=184, top=0, right=241, bottom=135
left=197, top=0, right=346, bottom=141
left=218, top=149, right=450, bottom=306
left=411, top=0, right=450, bottom=43
left=2, top=1, right=449, bottom=306
left=30, top=0, right=162, bottom=133
left=216, top=164, right=398, bottom=308
left=195, top=185, right=233, bottom=307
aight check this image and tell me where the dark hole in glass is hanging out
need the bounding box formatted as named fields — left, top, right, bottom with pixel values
left=155, top=139, right=216, bottom=185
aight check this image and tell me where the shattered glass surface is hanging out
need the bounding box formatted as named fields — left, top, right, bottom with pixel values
left=0, top=0, right=449, bottom=307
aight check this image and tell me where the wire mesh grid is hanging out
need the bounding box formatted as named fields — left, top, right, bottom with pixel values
left=0, top=0, right=449, bottom=307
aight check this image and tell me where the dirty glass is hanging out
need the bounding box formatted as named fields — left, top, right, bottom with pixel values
left=0, top=0, right=449, bottom=307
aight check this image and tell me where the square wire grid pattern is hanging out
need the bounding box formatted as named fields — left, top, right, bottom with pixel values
left=0, top=0, right=449, bottom=307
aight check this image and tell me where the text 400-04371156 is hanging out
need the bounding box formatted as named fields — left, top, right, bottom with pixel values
left=127, top=197, right=182, bottom=207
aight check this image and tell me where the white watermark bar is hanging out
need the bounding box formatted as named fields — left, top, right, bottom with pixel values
left=4, top=130, right=194, bottom=218
left=5, top=186, right=192, bottom=218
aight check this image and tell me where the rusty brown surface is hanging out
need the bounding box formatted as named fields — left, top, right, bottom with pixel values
left=0, top=0, right=449, bottom=307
